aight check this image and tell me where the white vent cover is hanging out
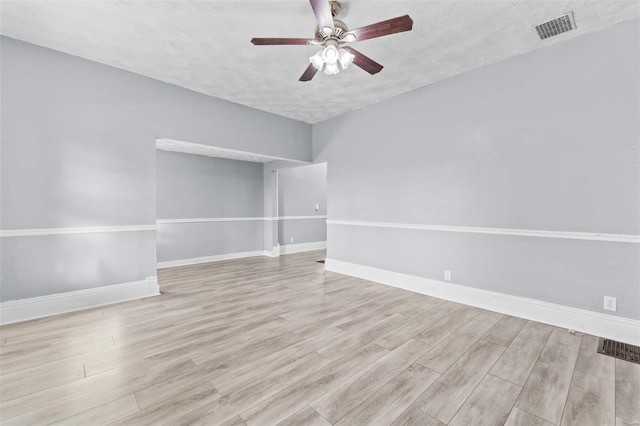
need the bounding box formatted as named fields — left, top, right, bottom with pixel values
left=534, top=12, right=576, bottom=40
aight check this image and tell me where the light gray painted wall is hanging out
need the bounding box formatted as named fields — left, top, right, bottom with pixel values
left=0, top=36, right=311, bottom=300
left=262, top=167, right=278, bottom=253
left=314, top=19, right=640, bottom=319
left=156, top=150, right=264, bottom=219
left=278, top=218, right=327, bottom=246
left=1, top=232, right=157, bottom=301
left=262, top=160, right=305, bottom=252
left=1, top=36, right=310, bottom=230
left=277, top=163, right=327, bottom=245
left=329, top=225, right=640, bottom=319
left=278, top=163, right=328, bottom=217
left=156, top=150, right=264, bottom=262
left=157, top=222, right=264, bottom=262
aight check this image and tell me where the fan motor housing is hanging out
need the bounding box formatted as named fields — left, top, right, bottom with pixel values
left=315, top=19, right=349, bottom=41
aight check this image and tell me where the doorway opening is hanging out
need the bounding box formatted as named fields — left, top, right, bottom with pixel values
left=275, top=162, right=328, bottom=259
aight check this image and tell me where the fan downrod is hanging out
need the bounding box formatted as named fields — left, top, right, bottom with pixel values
left=330, top=1, right=341, bottom=17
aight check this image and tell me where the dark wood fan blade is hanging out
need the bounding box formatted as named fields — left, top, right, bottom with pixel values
left=342, top=47, right=383, bottom=75
left=309, top=0, right=334, bottom=30
left=299, top=63, right=319, bottom=82
left=347, top=15, right=413, bottom=41
left=251, top=38, right=312, bottom=45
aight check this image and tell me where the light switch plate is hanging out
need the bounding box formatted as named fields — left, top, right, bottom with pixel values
left=603, top=296, right=617, bottom=312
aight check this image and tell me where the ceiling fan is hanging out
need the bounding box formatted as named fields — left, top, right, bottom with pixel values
left=251, top=0, right=413, bottom=81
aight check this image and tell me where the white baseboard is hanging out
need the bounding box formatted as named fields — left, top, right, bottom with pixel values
left=325, top=259, right=640, bottom=346
left=279, top=241, right=327, bottom=255
left=0, top=276, right=160, bottom=325
left=264, top=246, right=280, bottom=257
left=157, top=250, right=269, bottom=268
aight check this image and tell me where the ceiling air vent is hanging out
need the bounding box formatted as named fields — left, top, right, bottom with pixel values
left=534, top=12, right=576, bottom=40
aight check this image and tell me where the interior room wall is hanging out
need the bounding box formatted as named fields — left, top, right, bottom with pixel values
left=156, top=150, right=264, bottom=266
left=263, top=160, right=302, bottom=255
left=0, top=36, right=311, bottom=304
left=277, top=163, right=327, bottom=247
left=313, top=19, right=640, bottom=320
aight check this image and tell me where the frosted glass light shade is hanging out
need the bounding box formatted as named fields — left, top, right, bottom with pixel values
left=322, top=45, right=339, bottom=65
left=308, top=44, right=354, bottom=76
left=338, top=48, right=354, bottom=69
left=310, top=50, right=324, bottom=70
left=324, top=62, right=339, bottom=75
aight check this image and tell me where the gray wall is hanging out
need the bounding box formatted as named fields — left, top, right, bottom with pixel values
left=277, top=163, right=327, bottom=246
left=156, top=150, right=264, bottom=263
left=0, top=36, right=311, bottom=301
left=1, top=232, right=156, bottom=301
left=262, top=160, right=303, bottom=253
left=314, top=19, right=640, bottom=320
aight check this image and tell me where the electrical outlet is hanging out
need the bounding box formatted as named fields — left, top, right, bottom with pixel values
left=603, top=296, right=617, bottom=312
left=444, top=270, right=452, bottom=282
left=315, top=203, right=320, bottom=211
left=289, top=237, right=294, bottom=243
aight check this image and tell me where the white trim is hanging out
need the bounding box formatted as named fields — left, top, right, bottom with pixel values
left=264, top=246, right=280, bottom=258
left=157, top=216, right=327, bottom=224
left=0, top=277, right=160, bottom=325
left=0, top=225, right=157, bottom=238
left=325, top=259, right=640, bottom=345
left=327, top=220, right=640, bottom=244
left=157, top=250, right=270, bottom=268
left=157, top=243, right=326, bottom=265
left=279, top=241, right=327, bottom=254
left=156, top=138, right=310, bottom=164
left=275, top=216, right=327, bottom=221
left=262, top=246, right=280, bottom=257
left=157, top=217, right=267, bottom=224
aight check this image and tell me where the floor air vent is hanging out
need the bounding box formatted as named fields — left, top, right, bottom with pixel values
left=597, top=338, right=640, bottom=364
left=534, top=12, right=576, bottom=40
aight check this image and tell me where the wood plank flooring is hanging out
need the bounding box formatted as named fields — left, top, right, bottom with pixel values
left=0, top=250, right=636, bottom=425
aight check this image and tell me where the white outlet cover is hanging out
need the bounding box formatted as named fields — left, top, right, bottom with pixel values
left=444, top=271, right=452, bottom=282
left=289, top=237, right=294, bottom=243
left=603, top=296, right=617, bottom=312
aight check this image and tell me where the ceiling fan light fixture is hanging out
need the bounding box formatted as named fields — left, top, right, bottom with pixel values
left=324, top=62, right=340, bottom=75
left=321, top=44, right=339, bottom=64
left=310, top=50, right=325, bottom=70
left=321, top=26, right=333, bottom=36
left=342, top=33, right=356, bottom=42
left=338, top=48, right=354, bottom=69
left=310, top=43, right=351, bottom=75
left=251, top=0, right=413, bottom=82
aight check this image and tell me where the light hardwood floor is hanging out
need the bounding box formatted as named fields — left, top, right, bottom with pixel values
left=0, top=250, right=637, bottom=425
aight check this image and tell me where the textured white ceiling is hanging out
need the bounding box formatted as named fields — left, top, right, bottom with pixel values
left=1, top=1, right=638, bottom=123
left=156, top=138, right=309, bottom=163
